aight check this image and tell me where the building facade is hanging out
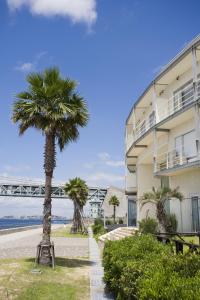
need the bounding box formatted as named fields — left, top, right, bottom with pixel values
left=125, top=35, right=200, bottom=232
left=102, top=186, right=127, bottom=223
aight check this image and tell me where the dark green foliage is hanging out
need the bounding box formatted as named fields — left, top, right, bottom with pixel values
left=165, top=213, right=178, bottom=233
left=94, top=218, right=104, bottom=226
left=92, top=219, right=106, bottom=237
left=92, top=224, right=105, bottom=235
left=103, top=235, right=200, bottom=299
left=105, top=219, right=113, bottom=225
left=64, top=177, right=89, bottom=233
left=118, top=218, right=124, bottom=224
left=141, top=187, right=183, bottom=231
left=139, top=217, right=158, bottom=234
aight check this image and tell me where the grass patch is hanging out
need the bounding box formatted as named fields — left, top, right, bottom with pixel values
left=0, top=257, right=90, bottom=300
left=51, top=225, right=88, bottom=238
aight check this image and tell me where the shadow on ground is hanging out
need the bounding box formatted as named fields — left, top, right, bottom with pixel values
left=26, top=257, right=92, bottom=268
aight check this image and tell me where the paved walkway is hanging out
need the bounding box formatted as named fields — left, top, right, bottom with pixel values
left=88, top=228, right=113, bottom=300
left=0, top=225, right=89, bottom=259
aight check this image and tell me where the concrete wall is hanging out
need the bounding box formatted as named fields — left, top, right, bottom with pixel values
left=169, top=169, right=200, bottom=232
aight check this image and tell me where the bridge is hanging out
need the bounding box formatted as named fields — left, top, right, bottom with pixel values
left=0, top=176, right=107, bottom=204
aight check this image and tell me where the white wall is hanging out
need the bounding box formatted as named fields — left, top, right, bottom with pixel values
left=169, top=169, right=200, bottom=232
left=137, top=164, right=160, bottom=221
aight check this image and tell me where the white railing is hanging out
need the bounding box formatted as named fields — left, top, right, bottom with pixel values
left=126, top=134, right=134, bottom=151
left=155, top=147, right=197, bottom=173
left=126, top=80, right=200, bottom=150
left=158, top=82, right=195, bottom=122
left=134, top=112, right=155, bottom=141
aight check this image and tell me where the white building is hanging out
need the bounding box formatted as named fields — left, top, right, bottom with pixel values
left=125, top=35, right=200, bottom=232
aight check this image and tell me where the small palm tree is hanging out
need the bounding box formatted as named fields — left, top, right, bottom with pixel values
left=141, top=187, right=183, bottom=232
left=64, top=177, right=89, bottom=233
left=12, top=68, right=89, bottom=265
left=109, top=195, right=120, bottom=223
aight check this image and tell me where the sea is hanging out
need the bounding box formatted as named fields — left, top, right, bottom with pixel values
left=0, top=218, right=70, bottom=230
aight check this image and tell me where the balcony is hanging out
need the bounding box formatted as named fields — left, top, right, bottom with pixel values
left=158, top=81, right=200, bottom=124
left=155, top=146, right=199, bottom=174
left=134, top=111, right=155, bottom=141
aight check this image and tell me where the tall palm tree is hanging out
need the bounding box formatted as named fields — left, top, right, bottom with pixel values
left=64, top=177, right=89, bottom=233
left=109, top=195, right=120, bottom=223
left=141, top=187, right=183, bottom=232
left=12, top=68, right=89, bottom=265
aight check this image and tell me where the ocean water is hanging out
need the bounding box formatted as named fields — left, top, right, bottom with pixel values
left=0, top=219, right=69, bottom=230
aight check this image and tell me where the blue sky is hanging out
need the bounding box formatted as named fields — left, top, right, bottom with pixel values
left=1, top=0, right=200, bottom=195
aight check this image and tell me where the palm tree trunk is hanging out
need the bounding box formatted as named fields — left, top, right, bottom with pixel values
left=40, top=132, right=56, bottom=265
left=72, top=202, right=83, bottom=233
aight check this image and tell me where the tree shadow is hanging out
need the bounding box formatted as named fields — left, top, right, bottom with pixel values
left=26, top=257, right=92, bottom=268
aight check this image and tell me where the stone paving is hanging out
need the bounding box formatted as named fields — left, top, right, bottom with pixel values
left=88, top=228, right=113, bottom=300
left=0, top=225, right=89, bottom=259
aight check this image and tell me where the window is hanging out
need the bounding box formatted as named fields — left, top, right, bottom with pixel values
left=175, top=130, right=196, bottom=160
left=192, top=197, right=200, bottom=231
left=149, top=111, right=155, bottom=128
left=173, top=81, right=193, bottom=113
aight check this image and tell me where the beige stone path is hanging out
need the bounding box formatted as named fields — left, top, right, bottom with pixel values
left=0, top=225, right=89, bottom=259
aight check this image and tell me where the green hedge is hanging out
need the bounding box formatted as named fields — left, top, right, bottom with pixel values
left=103, top=235, right=200, bottom=299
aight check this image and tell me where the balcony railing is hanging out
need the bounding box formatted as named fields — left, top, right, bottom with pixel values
left=134, top=112, right=155, bottom=141
left=155, top=147, right=198, bottom=173
left=158, top=82, right=197, bottom=122
left=126, top=80, right=200, bottom=152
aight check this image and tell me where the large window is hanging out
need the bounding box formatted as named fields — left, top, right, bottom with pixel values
left=175, top=130, right=196, bottom=159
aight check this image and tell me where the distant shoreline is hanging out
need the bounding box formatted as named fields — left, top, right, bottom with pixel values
left=0, top=223, right=66, bottom=236
left=0, top=218, right=71, bottom=231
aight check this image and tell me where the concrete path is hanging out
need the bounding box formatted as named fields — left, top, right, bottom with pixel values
left=88, top=228, right=113, bottom=300
left=0, top=225, right=89, bottom=259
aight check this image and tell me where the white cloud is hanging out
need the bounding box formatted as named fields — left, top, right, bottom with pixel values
left=3, top=165, right=31, bottom=173
left=87, top=172, right=124, bottom=187
left=15, top=51, right=47, bottom=73
left=15, top=62, right=34, bottom=72
left=98, top=152, right=110, bottom=161
left=98, top=152, right=124, bottom=168
left=106, top=160, right=124, bottom=167
left=7, top=0, right=97, bottom=26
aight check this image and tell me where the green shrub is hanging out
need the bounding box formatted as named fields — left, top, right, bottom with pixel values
left=103, top=235, right=170, bottom=298
left=103, top=235, right=200, bottom=299
left=92, top=219, right=106, bottom=238
left=105, top=219, right=113, bottom=225
left=138, top=254, right=200, bottom=299
left=118, top=218, right=124, bottom=224
left=139, top=217, right=158, bottom=234
left=92, top=224, right=104, bottom=235
left=94, top=218, right=104, bottom=226
left=165, top=213, right=178, bottom=232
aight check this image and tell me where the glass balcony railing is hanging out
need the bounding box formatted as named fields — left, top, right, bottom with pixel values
left=155, top=146, right=198, bottom=173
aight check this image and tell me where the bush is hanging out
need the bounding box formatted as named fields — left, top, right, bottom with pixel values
left=118, top=218, right=124, bottom=224
left=105, top=219, right=113, bottom=225
left=103, top=235, right=170, bottom=298
left=139, top=217, right=158, bottom=234
left=92, top=219, right=106, bottom=238
left=103, top=235, right=200, bottom=299
left=165, top=213, right=178, bottom=232
left=94, top=218, right=104, bottom=226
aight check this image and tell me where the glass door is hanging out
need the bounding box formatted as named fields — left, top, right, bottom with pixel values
left=128, top=198, right=137, bottom=226
left=192, top=197, right=200, bottom=231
